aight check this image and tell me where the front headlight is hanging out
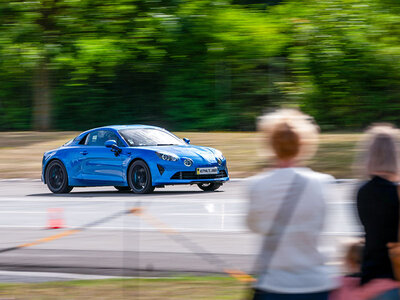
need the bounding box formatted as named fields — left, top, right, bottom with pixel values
left=156, top=152, right=179, bottom=162
left=214, top=150, right=225, bottom=165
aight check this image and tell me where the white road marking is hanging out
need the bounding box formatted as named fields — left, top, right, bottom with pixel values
left=157, top=213, right=244, bottom=216
left=0, top=224, right=249, bottom=232
left=0, top=197, right=355, bottom=205
left=0, top=225, right=362, bottom=235
left=0, top=194, right=247, bottom=204
left=0, top=270, right=126, bottom=280
left=0, top=211, right=46, bottom=214
left=0, top=211, right=121, bottom=214
left=205, top=203, right=215, bottom=213
left=0, top=178, right=41, bottom=182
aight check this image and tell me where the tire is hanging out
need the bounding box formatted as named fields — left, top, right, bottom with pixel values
left=114, top=186, right=131, bottom=192
left=45, top=160, right=73, bottom=194
left=128, top=160, right=155, bottom=194
left=197, top=182, right=222, bottom=192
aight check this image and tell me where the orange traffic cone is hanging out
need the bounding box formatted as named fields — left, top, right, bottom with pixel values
left=47, top=208, right=65, bottom=229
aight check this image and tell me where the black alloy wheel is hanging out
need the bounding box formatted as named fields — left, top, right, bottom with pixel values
left=197, top=182, right=222, bottom=192
left=128, top=160, right=155, bottom=194
left=114, top=186, right=131, bottom=192
left=45, top=160, right=73, bottom=194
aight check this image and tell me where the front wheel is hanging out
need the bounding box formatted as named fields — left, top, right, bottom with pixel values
left=45, top=160, right=73, bottom=194
left=128, top=160, right=155, bottom=194
left=197, top=182, right=222, bottom=192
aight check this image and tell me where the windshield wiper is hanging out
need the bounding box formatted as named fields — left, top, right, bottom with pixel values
left=156, top=143, right=176, bottom=146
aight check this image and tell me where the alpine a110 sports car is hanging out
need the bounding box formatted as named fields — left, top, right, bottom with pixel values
left=42, top=125, right=229, bottom=194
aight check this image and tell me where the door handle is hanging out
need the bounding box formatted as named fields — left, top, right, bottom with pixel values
left=80, top=151, right=88, bottom=155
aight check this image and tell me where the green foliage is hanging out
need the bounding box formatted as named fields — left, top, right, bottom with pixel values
left=288, top=0, right=400, bottom=129
left=1, top=0, right=400, bottom=130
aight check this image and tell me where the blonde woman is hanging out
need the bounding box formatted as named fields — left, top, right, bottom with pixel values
left=356, top=124, right=400, bottom=286
left=247, top=109, right=336, bottom=300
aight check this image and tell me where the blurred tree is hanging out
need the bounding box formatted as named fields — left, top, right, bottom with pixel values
left=231, top=0, right=283, bottom=6
left=160, top=1, right=290, bottom=130
left=286, top=0, right=400, bottom=129
left=0, top=0, right=172, bottom=130
left=0, top=0, right=66, bottom=130
left=1, top=0, right=400, bottom=131
left=50, top=0, right=171, bottom=130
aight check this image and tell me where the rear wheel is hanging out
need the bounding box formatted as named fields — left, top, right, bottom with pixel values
left=197, top=182, right=222, bottom=192
left=128, top=160, right=155, bottom=194
left=45, top=160, right=73, bottom=194
left=114, top=186, right=131, bottom=192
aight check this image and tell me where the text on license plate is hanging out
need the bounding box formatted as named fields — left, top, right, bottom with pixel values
left=196, top=167, right=219, bottom=175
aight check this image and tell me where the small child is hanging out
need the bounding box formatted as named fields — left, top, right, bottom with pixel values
left=330, top=242, right=400, bottom=300
left=344, top=241, right=363, bottom=277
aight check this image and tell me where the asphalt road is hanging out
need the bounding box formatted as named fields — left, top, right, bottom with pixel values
left=0, top=179, right=362, bottom=282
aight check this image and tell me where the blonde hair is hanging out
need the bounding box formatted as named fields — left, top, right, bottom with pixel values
left=257, top=109, right=319, bottom=162
left=356, top=124, right=400, bottom=177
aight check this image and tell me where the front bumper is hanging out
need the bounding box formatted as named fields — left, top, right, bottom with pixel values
left=151, top=161, right=229, bottom=186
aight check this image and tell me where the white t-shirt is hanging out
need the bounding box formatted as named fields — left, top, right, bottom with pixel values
left=246, top=167, right=338, bottom=294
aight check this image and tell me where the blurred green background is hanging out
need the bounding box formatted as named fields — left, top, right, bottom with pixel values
left=1, top=0, right=400, bottom=131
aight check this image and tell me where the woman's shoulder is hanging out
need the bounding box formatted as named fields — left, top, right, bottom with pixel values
left=295, top=168, right=336, bottom=184
left=247, top=168, right=334, bottom=190
left=246, top=171, right=275, bottom=190
left=358, top=176, right=397, bottom=192
left=357, top=177, right=398, bottom=206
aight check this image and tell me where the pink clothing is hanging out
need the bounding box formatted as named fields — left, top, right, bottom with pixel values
left=330, top=277, right=400, bottom=300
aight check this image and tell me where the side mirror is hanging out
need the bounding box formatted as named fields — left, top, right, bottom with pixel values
left=183, top=138, right=190, bottom=144
left=105, top=140, right=122, bottom=156
left=105, top=140, right=117, bottom=148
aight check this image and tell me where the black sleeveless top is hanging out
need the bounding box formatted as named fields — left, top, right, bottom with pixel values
left=357, top=176, right=399, bottom=285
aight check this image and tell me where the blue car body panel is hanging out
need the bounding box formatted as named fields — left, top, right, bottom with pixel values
left=42, top=125, right=229, bottom=188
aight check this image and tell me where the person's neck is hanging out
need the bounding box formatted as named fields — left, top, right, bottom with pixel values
left=371, top=172, right=399, bottom=182
left=276, top=159, right=298, bottom=168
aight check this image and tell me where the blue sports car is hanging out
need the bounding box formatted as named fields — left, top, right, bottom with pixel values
left=42, top=125, right=229, bottom=194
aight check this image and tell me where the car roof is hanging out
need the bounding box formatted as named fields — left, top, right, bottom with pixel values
left=73, top=125, right=166, bottom=143
left=95, top=124, right=163, bottom=131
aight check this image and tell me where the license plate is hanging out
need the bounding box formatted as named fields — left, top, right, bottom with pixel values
left=196, top=167, right=219, bottom=175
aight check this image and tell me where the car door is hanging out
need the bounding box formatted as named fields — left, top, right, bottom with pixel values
left=65, top=140, right=89, bottom=182
left=80, top=130, right=128, bottom=184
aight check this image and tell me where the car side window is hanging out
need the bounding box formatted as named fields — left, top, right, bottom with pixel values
left=78, top=135, right=88, bottom=145
left=85, top=130, right=124, bottom=147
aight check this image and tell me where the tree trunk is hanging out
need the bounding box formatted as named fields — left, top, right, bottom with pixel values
left=33, top=61, right=51, bottom=131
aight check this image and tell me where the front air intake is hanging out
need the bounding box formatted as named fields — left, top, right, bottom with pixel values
left=171, top=170, right=227, bottom=180
left=157, top=164, right=165, bottom=175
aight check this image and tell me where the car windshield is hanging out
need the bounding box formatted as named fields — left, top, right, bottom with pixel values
left=63, top=138, right=74, bottom=146
left=119, top=128, right=185, bottom=147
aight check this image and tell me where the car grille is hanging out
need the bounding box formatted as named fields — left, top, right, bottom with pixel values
left=171, top=170, right=228, bottom=180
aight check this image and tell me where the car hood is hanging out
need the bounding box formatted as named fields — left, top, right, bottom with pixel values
left=133, top=145, right=219, bottom=164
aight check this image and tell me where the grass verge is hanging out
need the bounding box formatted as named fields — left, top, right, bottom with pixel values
left=0, top=131, right=362, bottom=179
left=0, top=276, right=249, bottom=300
